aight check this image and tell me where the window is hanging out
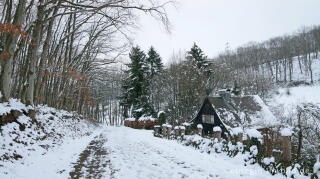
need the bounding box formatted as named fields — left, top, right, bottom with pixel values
left=202, top=115, right=214, bottom=124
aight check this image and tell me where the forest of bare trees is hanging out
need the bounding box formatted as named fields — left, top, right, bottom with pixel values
left=143, top=26, right=320, bottom=124
left=215, top=26, right=320, bottom=92
left=1, top=1, right=319, bottom=127
left=0, top=0, right=172, bottom=123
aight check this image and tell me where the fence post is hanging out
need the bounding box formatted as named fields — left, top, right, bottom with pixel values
left=197, top=124, right=203, bottom=136
left=213, top=126, right=222, bottom=142
left=179, top=126, right=185, bottom=139
left=167, top=125, right=172, bottom=139
left=162, top=124, right=167, bottom=138
left=154, top=125, right=160, bottom=136
left=182, top=122, right=190, bottom=135
left=281, top=128, right=292, bottom=162
left=174, top=126, right=180, bottom=138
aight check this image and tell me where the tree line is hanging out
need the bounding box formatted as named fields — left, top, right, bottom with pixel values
left=119, top=25, right=320, bottom=125
left=0, top=0, right=172, bottom=120
left=214, top=25, right=320, bottom=95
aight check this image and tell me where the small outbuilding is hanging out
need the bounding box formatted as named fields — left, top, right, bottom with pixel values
left=192, top=89, right=277, bottom=139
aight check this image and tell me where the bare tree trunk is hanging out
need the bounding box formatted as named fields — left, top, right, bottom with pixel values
left=0, top=0, right=26, bottom=102
left=26, top=1, right=45, bottom=106
left=308, top=53, right=313, bottom=84
left=297, top=56, right=303, bottom=74
left=35, top=2, right=60, bottom=104
left=283, top=59, right=287, bottom=82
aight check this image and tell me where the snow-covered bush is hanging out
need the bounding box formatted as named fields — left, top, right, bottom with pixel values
left=244, top=145, right=259, bottom=166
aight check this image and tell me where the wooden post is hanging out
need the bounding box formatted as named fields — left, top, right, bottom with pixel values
left=174, top=126, right=180, bottom=138
left=179, top=126, right=186, bottom=137
left=197, top=124, right=203, bottom=136
left=182, top=122, right=190, bottom=135
left=213, top=126, right=222, bottom=142
left=167, top=125, right=172, bottom=139
left=162, top=124, right=167, bottom=138
left=281, top=128, right=292, bottom=162
left=154, top=125, right=160, bottom=136
left=282, top=136, right=292, bottom=162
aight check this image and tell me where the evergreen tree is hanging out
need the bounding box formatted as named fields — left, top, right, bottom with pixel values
left=146, top=46, right=165, bottom=113
left=119, top=46, right=154, bottom=119
left=187, top=42, right=208, bottom=69
left=146, top=46, right=164, bottom=78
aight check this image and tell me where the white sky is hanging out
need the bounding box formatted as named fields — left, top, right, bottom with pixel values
left=133, top=0, right=320, bottom=64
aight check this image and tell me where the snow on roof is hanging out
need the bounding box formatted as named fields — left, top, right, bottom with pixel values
left=280, top=128, right=293, bottom=136
left=174, top=126, right=179, bottom=130
left=179, top=126, right=186, bottom=130
left=125, top=116, right=156, bottom=122
left=208, top=95, right=278, bottom=128
left=251, top=95, right=279, bottom=127
left=138, top=116, right=156, bottom=121
left=125, top=117, right=136, bottom=122
left=166, top=124, right=172, bottom=128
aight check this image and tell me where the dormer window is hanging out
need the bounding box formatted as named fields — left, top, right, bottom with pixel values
left=202, top=115, right=214, bottom=124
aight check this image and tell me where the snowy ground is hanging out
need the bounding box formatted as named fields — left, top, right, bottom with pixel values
left=104, top=127, right=284, bottom=179
left=2, top=126, right=288, bottom=179
left=0, top=100, right=101, bottom=179
left=1, top=129, right=103, bottom=178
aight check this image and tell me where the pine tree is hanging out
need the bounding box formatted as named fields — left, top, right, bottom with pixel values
left=146, top=46, right=164, bottom=78
left=146, top=46, right=164, bottom=113
left=119, top=46, right=154, bottom=119
left=187, top=42, right=208, bottom=69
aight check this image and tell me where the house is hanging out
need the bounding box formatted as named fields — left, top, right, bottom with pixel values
left=192, top=89, right=278, bottom=138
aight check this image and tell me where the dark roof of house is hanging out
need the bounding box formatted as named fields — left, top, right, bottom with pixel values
left=207, top=95, right=277, bottom=128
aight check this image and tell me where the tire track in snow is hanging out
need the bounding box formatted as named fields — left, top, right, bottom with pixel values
left=69, top=133, right=114, bottom=179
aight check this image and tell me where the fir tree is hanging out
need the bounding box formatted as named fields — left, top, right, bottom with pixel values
left=146, top=46, right=164, bottom=113
left=187, top=42, right=208, bottom=69
left=119, top=46, right=154, bottom=119
left=146, top=46, right=164, bottom=78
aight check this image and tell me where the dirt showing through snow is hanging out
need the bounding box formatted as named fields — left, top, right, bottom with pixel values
left=69, top=133, right=113, bottom=179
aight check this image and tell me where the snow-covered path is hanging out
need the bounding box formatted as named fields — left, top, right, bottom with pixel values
left=103, top=127, right=284, bottom=179
left=1, top=126, right=286, bottom=179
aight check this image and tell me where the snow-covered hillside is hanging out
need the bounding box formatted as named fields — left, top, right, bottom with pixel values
left=0, top=99, right=102, bottom=178
left=268, top=86, right=320, bottom=116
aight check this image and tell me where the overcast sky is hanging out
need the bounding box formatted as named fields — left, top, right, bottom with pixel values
left=133, top=0, right=320, bottom=64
